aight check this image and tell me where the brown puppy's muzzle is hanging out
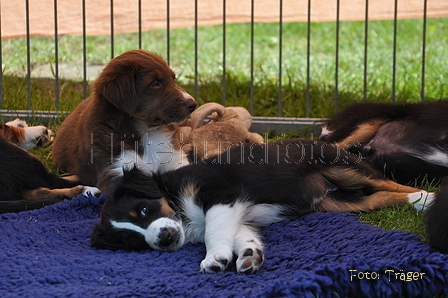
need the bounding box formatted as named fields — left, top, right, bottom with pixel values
left=184, top=96, right=197, bottom=113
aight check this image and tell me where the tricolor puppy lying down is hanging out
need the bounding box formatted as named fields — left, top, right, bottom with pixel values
left=91, top=139, right=433, bottom=274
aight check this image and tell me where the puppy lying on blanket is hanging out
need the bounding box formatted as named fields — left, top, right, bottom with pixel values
left=91, top=139, right=433, bottom=274
left=0, top=136, right=100, bottom=214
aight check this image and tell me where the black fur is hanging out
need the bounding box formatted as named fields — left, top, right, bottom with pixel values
left=320, top=100, right=448, bottom=185
left=0, top=136, right=83, bottom=213
left=91, top=139, right=407, bottom=252
left=426, top=180, right=448, bottom=254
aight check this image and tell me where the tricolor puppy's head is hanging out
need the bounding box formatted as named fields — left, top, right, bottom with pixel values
left=94, top=50, right=197, bottom=127
left=91, top=168, right=185, bottom=252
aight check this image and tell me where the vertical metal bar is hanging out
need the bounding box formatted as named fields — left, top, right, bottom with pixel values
left=392, top=0, right=398, bottom=103
left=278, top=0, right=283, bottom=117
left=305, top=0, right=311, bottom=118
left=334, top=0, right=340, bottom=113
left=167, top=0, right=170, bottom=64
left=363, top=0, right=369, bottom=102
left=222, top=0, right=226, bottom=106
left=82, top=0, right=87, bottom=99
left=194, top=0, right=199, bottom=100
left=420, top=0, right=427, bottom=102
left=0, top=0, right=3, bottom=109
left=249, top=0, right=255, bottom=115
left=54, top=0, right=59, bottom=110
left=138, top=0, right=142, bottom=49
left=110, top=0, right=114, bottom=59
left=26, top=0, right=32, bottom=110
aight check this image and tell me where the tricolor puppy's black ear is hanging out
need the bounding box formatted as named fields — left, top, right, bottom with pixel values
left=90, top=223, right=116, bottom=250
left=113, top=167, right=164, bottom=200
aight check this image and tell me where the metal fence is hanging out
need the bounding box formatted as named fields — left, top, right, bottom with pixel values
left=0, top=0, right=446, bottom=133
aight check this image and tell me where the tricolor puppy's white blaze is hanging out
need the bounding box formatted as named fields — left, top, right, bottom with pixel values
left=111, top=217, right=185, bottom=252
left=407, top=191, right=435, bottom=212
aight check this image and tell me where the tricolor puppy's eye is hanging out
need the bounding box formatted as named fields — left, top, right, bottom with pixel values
left=140, top=206, right=148, bottom=216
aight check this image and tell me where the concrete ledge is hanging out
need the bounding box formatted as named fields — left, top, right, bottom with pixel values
left=0, top=110, right=324, bottom=135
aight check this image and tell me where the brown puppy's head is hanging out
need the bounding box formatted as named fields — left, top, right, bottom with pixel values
left=94, top=50, right=197, bottom=127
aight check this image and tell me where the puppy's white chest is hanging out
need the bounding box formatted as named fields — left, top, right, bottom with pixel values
left=115, top=128, right=189, bottom=175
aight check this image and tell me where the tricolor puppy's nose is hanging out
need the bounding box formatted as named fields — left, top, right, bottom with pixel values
left=158, top=227, right=179, bottom=249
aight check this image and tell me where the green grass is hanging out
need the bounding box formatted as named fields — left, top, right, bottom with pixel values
left=359, top=178, right=440, bottom=244
left=1, top=18, right=447, bottom=117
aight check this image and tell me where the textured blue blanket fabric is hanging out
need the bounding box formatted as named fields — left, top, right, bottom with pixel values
left=1, top=194, right=447, bottom=298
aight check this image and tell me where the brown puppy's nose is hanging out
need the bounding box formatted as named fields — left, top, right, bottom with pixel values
left=185, top=98, right=197, bottom=113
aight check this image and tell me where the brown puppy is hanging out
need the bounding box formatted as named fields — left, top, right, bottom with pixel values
left=53, top=50, right=197, bottom=194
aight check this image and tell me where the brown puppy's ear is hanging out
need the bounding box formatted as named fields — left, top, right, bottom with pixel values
left=94, top=65, right=139, bottom=115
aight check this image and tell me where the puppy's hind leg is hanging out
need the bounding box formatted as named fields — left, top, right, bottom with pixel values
left=200, top=202, right=248, bottom=273
left=234, top=224, right=264, bottom=274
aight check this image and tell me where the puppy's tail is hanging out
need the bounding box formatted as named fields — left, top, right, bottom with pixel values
left=425, top=181, right=448, bottom=253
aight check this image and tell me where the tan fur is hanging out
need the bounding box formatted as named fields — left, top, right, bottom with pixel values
left=321, top=167, right=420, bottom=193
left=317, top=191, right=411, bottom=212
left=160, top=197, right=175, bottom=217
left=336, top=119, right=387, bottom=149
left=23, top=186, right=85, bottom=201
left=0, top=124, right=25, bottom=143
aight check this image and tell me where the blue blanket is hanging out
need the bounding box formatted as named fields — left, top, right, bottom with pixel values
left=1, top=194, right=447, bottom=298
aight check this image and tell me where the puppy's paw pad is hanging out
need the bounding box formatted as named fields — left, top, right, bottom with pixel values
left=82, top=186, right=102, bottom=198
left=200, top=255, right=231, bottom=273
left=236, top=248, right=264, bottom=274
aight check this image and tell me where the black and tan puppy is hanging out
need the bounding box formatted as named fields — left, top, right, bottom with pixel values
left=52, top=50, right=197, bottom=193
left=319, top=100, right=448, bottom=185
left=91, top=139, right=433, bottom=274
left=0, top=136, right=100, bottom=214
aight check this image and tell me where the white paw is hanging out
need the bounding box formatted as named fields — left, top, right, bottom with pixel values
left=82, top=186, right=102, bottom=198
left=408, top=191, right=435, bottom=212
left=236, top=246, right=264, bottom=274
left=200, top=251, right=233, bottom=273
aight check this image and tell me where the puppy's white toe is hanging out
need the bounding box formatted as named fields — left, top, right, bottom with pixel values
left=82, top=186, right=102, bottom=198
left=200, top=253, right=232, bottom=273
left=408, top=191, right=435, bottom=212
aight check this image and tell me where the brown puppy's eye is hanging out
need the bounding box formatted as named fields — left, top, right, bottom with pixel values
left=149, top=81, right=161, bottom=89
